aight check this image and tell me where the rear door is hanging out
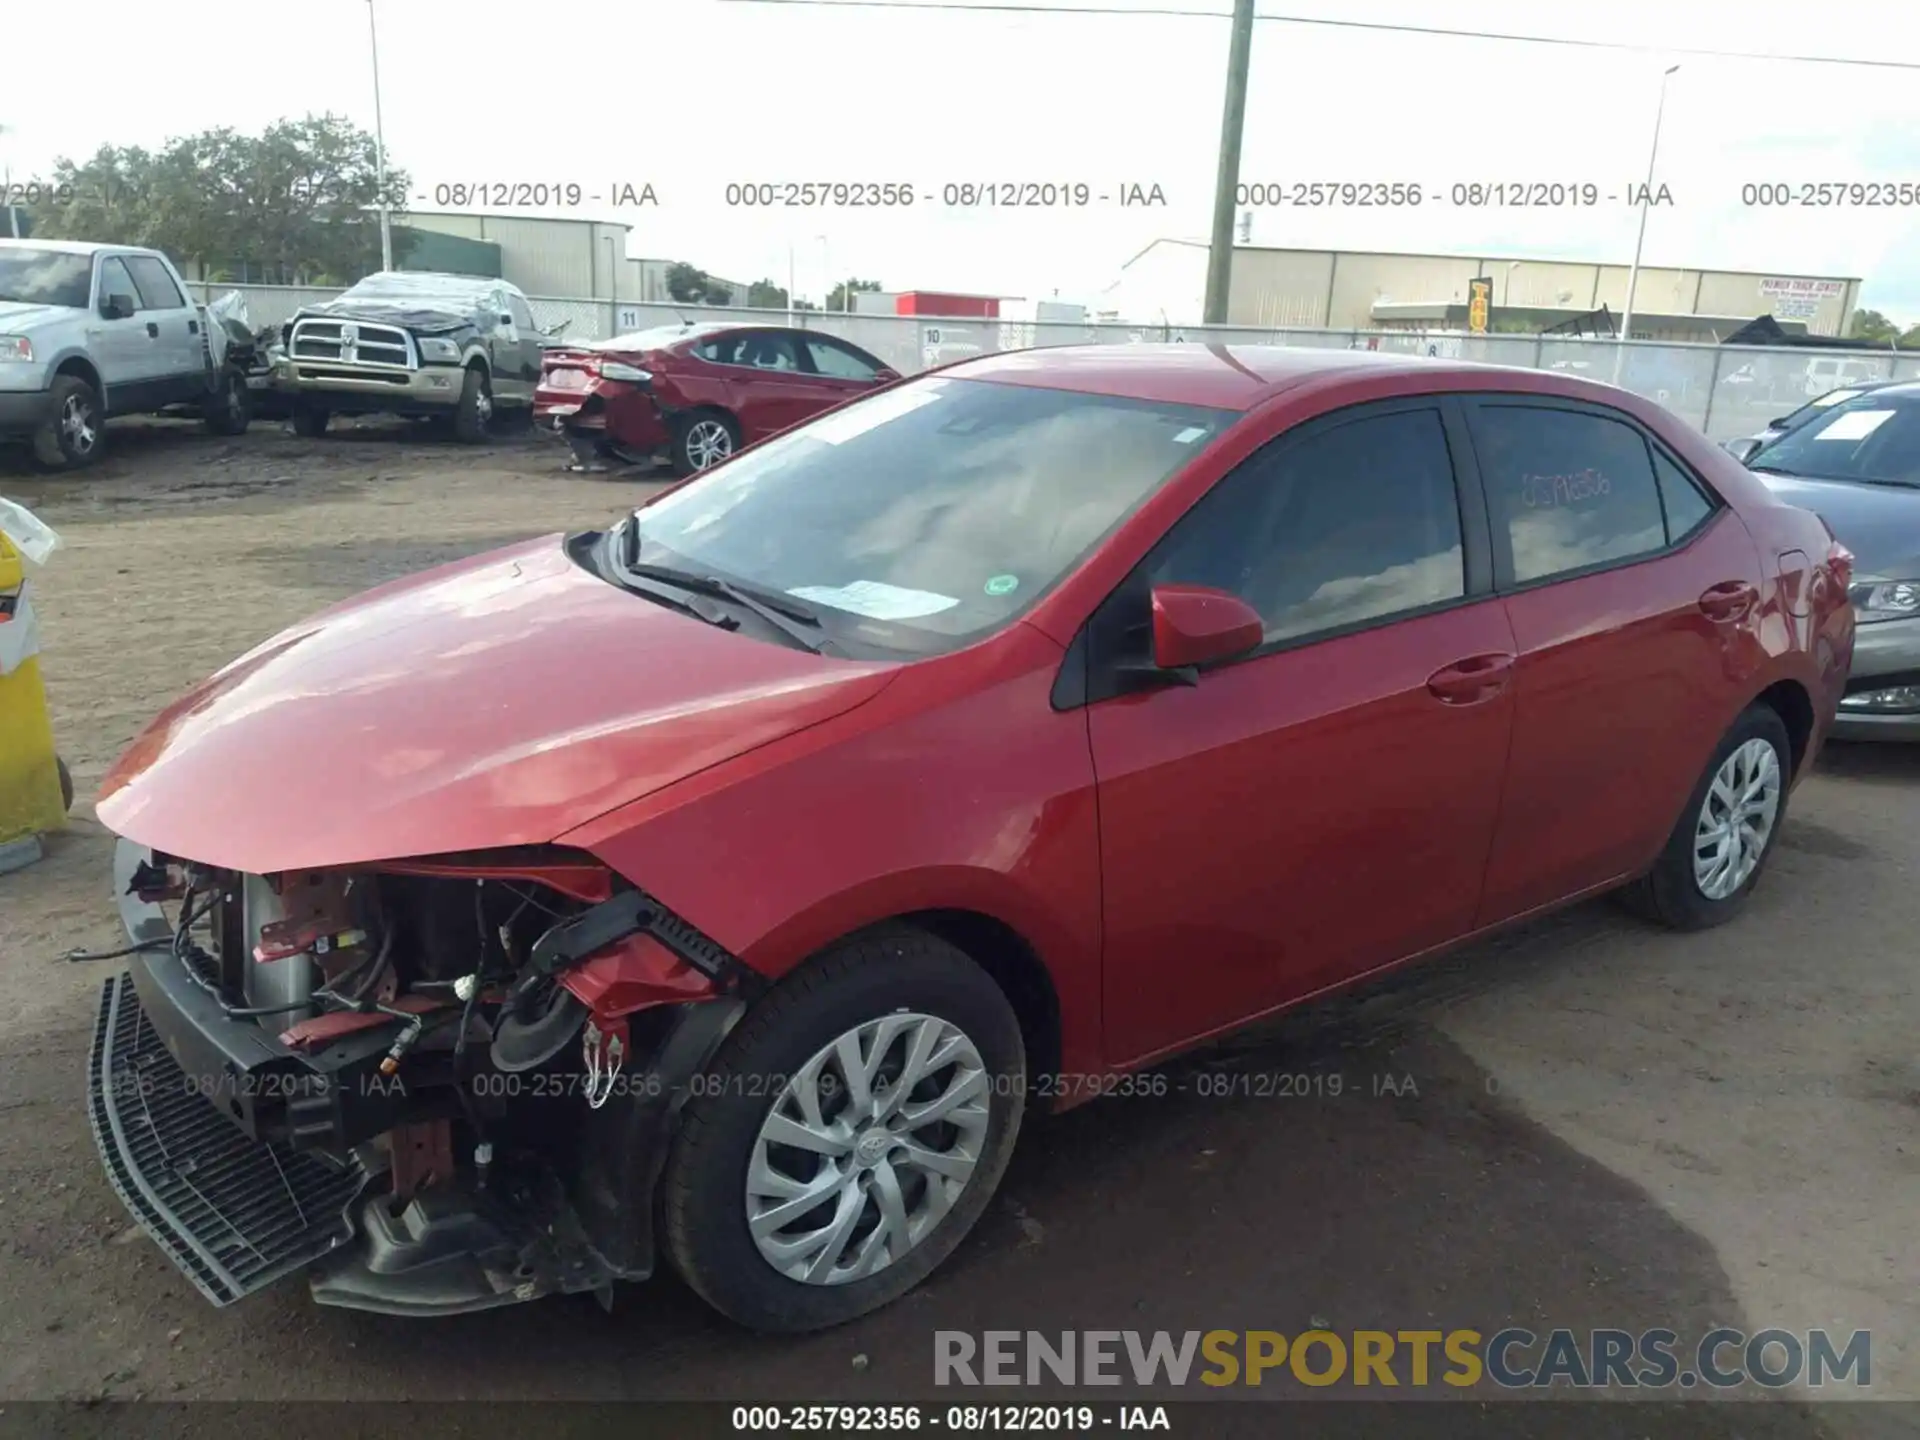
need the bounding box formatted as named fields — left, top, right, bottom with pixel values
left=499, top=290, right=543, bottom=404
left=1461, top=396, right=1761, bottom=924
left=1085, top=399, right=1518, bottom=1065
left=122, top=254, right=202, bottom=402
left=720, top=330, right=830, bottom=439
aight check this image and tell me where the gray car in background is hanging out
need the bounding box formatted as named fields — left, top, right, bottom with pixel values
left=1740, top=381, right=1920, bottom=740
left=1722, top=378, right=1906, bottom=461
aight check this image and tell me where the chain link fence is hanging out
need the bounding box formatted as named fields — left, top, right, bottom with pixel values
left=192, top=283, right=1920, bottom=442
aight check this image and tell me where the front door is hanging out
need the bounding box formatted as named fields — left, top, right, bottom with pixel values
left=1085, top=400, right=1518, bottom=1066
left=88, top=256, right=154, bottom=411
left=1460, top=397, right=1762, bottom=924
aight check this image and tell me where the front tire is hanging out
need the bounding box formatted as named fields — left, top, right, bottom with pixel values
left=32, top=376, right=104, bottom=469
left=452, top=366, right=493, bottom=443
left=1618, top=703, right=1792, bottom=931
left=662, top=927, right=1026, bottom=1333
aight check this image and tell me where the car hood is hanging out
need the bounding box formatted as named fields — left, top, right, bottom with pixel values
left=97, top=535, right=897, bottom=875
left=0, top=300, right=79, bottom=330
left=1751, top=471, right=1920, bottom=578
left=294, top=298, right=474, bottom=334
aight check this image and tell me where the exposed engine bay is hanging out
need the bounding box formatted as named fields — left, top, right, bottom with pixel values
left=88, top=841, right=751, bottom=1316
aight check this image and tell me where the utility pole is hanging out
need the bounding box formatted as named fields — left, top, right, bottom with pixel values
left=367, top=0, right=394, bottom=273
left=1614, top=63, right=1679, bottom=384
left=1202, top=0, right=1256, bottom=327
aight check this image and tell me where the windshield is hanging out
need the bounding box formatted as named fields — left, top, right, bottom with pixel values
left=342, top=273, right=493, bottom=305
left=0, top=249, right=93, bottom=308
left=1754, top=392, right=1920, bottom=486
left=621, top=375, right=1238, bottom=658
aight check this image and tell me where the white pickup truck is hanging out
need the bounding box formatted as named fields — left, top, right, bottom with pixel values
left=0, top=239, right=252, bottom=468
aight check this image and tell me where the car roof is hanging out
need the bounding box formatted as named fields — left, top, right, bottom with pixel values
left=939, top=344, right=1639, bottom=412
left=0, top=238, right=122, bottom=256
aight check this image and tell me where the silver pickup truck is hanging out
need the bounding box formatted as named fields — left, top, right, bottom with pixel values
left=0, top=239, right=252, bottom=468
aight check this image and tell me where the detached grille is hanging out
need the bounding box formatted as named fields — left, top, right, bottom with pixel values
left=289, top=318, right=413, bottom=370
left=87, top=973, right=370, bottom=1306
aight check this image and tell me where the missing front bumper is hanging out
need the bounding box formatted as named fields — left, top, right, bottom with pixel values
left=87, top=972, right=371, bottom=1306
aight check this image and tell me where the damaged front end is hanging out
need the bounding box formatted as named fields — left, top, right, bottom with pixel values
left=87, top=838, right=755, bottom=1316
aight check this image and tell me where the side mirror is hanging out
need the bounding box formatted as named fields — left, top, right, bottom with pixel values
left=1723, top=437, right=1763, bottom=464
left=499, top=313, right=514, bottom=327
left=1148, top=584, right=1265, bottom=677
left=1767, top=417, right=1790, bottom=429
left=99, top=293, right=136, bottom=320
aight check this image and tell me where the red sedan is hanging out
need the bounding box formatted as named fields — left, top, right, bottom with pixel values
left=89, top=346, right=1852, bottom=1333
left=533, top=321, right=900, bottom=475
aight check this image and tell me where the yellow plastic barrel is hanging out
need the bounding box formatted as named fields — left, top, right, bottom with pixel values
left=0, top=529, right=67, bottom=859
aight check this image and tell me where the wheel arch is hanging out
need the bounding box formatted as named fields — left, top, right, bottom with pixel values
left=895, top=908, right=1062, bottom=1090
left=1752, top=676, right=1815, bottom=778
left=52, top=353, right=104, bottom=396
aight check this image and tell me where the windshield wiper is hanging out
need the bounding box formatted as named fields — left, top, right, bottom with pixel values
left=615, top=551, right=830, bottom=653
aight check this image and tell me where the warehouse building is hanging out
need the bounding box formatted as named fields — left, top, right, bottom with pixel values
left=1101, top=240, right=1862, bottom=341
left=402, top=211, right=747, bottom=307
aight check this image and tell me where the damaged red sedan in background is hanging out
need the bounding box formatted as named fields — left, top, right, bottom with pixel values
left=533, top=321, right=899, bottom=475
left=88, top=346, right=1851, bottom=1334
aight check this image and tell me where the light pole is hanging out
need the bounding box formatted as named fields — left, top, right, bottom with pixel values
left=0, top=124, right=17, bottom=238
left=367, top=0, right=394, bottom=273
left=1615, top=63, right=1679, bottom=382
left=1202, top=0, right=1257, bottom=325
left=786, top=242, right=796, bottom=326
left=817, top=236, right=830, bottom=312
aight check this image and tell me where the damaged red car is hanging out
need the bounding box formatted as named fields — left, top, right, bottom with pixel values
left=533, top=321, right=899, bottom=475
left=89, top=346, right=1852, bottom=1332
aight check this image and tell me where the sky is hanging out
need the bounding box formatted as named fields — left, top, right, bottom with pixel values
left=5, top=0, right=1920, bottom=322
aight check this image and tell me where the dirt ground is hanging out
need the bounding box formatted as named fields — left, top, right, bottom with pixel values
left=0, top=419, right=1914, bottom=1434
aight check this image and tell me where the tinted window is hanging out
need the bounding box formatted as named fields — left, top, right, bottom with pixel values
left=0, top=248, right=93, bottom=307
left=805, top=336, right=880, bottom=380
left=1653, top=450, right=1715, bottom=541
left=97, top=257, right=140, bottom=312
left=1472, top=406, right=1668, bottom=584
left=123, top=255, right=185, bottom=310
left=1148, top=408, right=1466, bottom=645
left=625, top=376, right=1235, bottom=658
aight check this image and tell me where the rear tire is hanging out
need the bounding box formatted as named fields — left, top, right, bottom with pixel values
left=31, top=376, right=104, bottom=469
left=1617, top=703, right=1792, bottom=931
left=202, top=370, right=252, bottom=436
left=452, top=366, right=493, bottom=443
left=662, top=927, right=1026, bottom=1333
left=56, top=757, right=73, bottom=814
left=670, top=410, right=739, bottom=477
left=291, top=406, right=330, bottom=438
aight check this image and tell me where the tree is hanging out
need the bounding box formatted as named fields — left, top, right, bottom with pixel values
left=746, top=278, right=788, bottom=309
left=1846, top=308, right=1901, bottom=345
left=1900, top=323, right=1920, bottom=350
left=665, top=262, right=736, bottom=306
left=827, top=277, right=882, bottom=311
left=30, top=116, right=409, bottom=284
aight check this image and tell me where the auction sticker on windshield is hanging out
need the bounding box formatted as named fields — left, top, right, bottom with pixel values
left=788, top=579, right=961, bottom=619
left=1816, top=409, right=1894, bottom=440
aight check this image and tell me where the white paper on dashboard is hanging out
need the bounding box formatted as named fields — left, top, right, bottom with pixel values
left=787, top=580, right=961, bottom=619
left=1815, top=409, right=1894, bottom=440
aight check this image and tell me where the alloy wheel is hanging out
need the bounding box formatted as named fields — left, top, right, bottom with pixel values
left=746, top=1013, right=990, bottom=1286
left=1692, top=737, right=1782, bottom=900
left=61, top=393, right=98, bottom=454
left=687, top=419, right=732, bottom=469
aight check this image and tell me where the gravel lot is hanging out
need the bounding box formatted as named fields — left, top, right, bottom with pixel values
left=0, top=420, right=1913, bottom=1434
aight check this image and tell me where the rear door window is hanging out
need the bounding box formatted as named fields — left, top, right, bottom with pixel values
left=1468, top=404, right=1669, bottom=586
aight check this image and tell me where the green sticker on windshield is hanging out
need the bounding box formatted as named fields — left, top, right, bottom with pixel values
left=984, top=574, right=1020, bottom=597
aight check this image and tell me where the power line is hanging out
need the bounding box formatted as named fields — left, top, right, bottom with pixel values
left=715, top=0, right=1920, bottom=72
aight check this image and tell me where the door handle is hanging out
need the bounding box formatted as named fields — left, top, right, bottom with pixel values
left=145, top=321, right=159, bottom=338
left=1425, top=652, right=1516, bottom=705
left=1697, top=580, right=1758, bottom=623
